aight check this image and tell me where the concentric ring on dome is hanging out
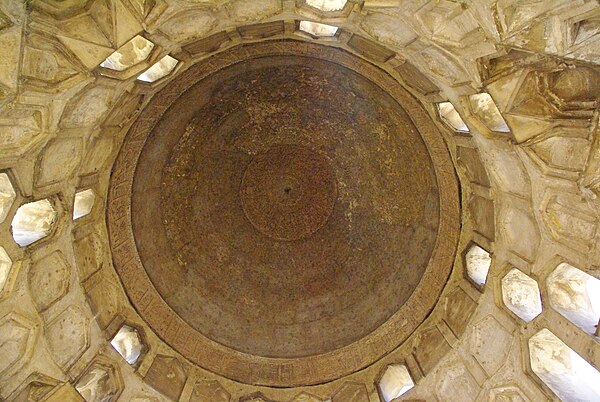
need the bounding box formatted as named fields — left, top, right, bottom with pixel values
left=240, top=144, right=337, bottom=241
left=107, top=41, right=460, bottom=386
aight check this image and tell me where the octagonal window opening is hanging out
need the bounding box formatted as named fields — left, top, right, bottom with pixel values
left=468, top=93, right=510, bottom=133
left=501, top=268, right=542, bottom=322
left=529, top=328, right=600, bottom=401
left=0, top=246, right=12, bottom=293
left=465, top=243, right=491, bottom=287
left=110, top=325, right=143, bottom=365
left=547, top=262, right=600, bottom=337
left=0, top=172, right=16, bottom=224
left=299, top=21, right=339, bottom=37
left=73, top=189, right=95, bottom=220
left=378, top=364, right=415, bottom=402
left=100, top=35, right=154, bottom=71
left=11, top=198, right=57, bottom=247
left=437, top=102, right=469, bottom=133
left=137, top=55, right=179, bottom=83
left=305, top=0, right=347, bottom=12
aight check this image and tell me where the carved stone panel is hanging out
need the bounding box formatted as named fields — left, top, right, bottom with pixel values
left=469, top=316, right=513, bottom=376
left=0, top=312, right=37, bottom=377
left=45, top=306, right=90, bottom=370
left=73, top=233, right=105, bottom=281
left=28, top=250, right=71, bottom=312
left=413, top=326, right=452, bottom=375
left=435, top=358, right=479, bottom=402
left=35, top=138, right=83, bottom=187
left=190, top=379, right=231, bottom=402
left=331, top=382, right=369, bottom=402
left=143, top=355, right=187, bottom=401
left=442, top=287, right=477, bottom=338
left=498, top=206, right=540, bottom=263
left=289, top=392, right=322, bottom=402
left=83, top=272, right=121, bottom=329
left=541, top=191, right=598, bottom=255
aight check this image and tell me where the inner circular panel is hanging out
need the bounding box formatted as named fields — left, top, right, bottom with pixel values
left=131, top=55, right=439, bottom=358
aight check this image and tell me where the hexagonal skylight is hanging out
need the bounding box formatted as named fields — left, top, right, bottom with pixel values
left=547, top=262, right=600, bottom=336
left=299, top=21, right=339, bottom=37
left=468, top=93, right=510, bottom=133
left=529, top=328, right=600, bottom=400
left=305, top=0, right=347, bottom=12
left=73, top=189, right=95, bottom=220
left=501, top=268, right=542, bottom=322
left=137, top=55, right=179, bottom=83
left=378, top=364, right=415, bottom=402
left=101, top=35, right=154, bottom=71
left=465, top=243, right=491, bottom=287
left=11, top=199, right=57, bottom=247
left=111, top=325, right=143, bottom=365
left=437, top=102, right=469, bottom=133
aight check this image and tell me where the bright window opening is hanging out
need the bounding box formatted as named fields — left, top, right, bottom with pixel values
left=0, top=247, right=12, bottom=293
left=75, top=363, right=120, bottom=401
left=299, top=21, right=339, bottom=37
left=11, top=199, right=57, bottom=247
left=548, top=262, right=600, bottom=336
left=465, top=243, right=491, bottom=286
left=468, top=93, right=510, bottom=133
left=529, top=328, right=600, bottom=401
left=137, top=55, right=179, bottom=83
left=0, top=172, right=16, bottom=224
left=378, top=364, right=415, bottom=402
left=305, top=0, right=347, bottom=11
left=111, top=325, right=143, bottom=365
left=501, top=268, right=542, bottom=322
left=437, top=102, right=469, bottom=133
left=101, top=35, right=154, bottom=71
left=73, top=189, right=95, bottom=220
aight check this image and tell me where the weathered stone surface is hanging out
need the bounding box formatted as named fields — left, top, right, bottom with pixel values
left=0, top=313, right=37, bottom=377
left=45, top=306, right=90, bottom=369
left=73, top=233, right=105, bottom=281
left=226, top=0, right=282, bottom=22
left=499, top=206, right=540, bottom=262
left=157, top=9, right=216, bottom=42
left=413, top=326, right=451, bottom=375
left=2, top=2, right=599, bottom=400
left=60, top=86, right=114, bottom=128
left=83, top=274, right=120, bottom=329
left=190, top=380, right=231, bottom=402
left=331, top=382, right=369, bottom=402
left=435, top=358, right=479, bottom=402
left=442, top=288, right=477, bottom=337
left=361, top=13, right=417, bottom=48
left=470, top=316, right=512, bottom=375
left=0, top=103, right=44, bottom=156
left=28, top=251, right=70, bottom=312
left=289, top=392, right=322, bottom=402
left=35, top=137, right=83, bottom=187
left=143, top=355, right=187, bottom=401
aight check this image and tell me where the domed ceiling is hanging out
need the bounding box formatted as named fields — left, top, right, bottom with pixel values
left=0, top=0, right=599, bottom=401
left=108, top=41, right=458, bottom=385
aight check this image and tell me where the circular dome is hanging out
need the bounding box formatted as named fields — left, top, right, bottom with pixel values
left=108, top=41, right=460, bottom=386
